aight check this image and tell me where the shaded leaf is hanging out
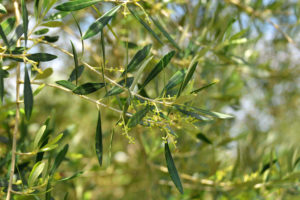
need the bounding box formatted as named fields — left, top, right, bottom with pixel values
left=0, top=4, right=7, bottom=14
left=24, top=65, right=33, bottom=120
left=127, top=106, right=150, bottom=128
left=174, top=106, right=211, bottom=121
left=55, top=0, right=102, bottom=11
left=21, top=0, right=28, bottom=46
left=150, top=16, right=180, bottom=50
left=122, top=44, right=152, bottom=76
left=49, top=144, right=68, bottom=176
left=27, top=53, right=57, bottom=62
left=104, top=77, right=134, bottom=97
left=70, top=41, right=79, bottom=85
left=56, top=80, right=76, bottom=90
left=177, top=61, right=198, bottom=97
left=68, top=65, right=84, bottom=82
left=165, top=142, right=183, bottom=194
left=72, top=82, right=105, bottom=95
left=140, top=51, right=175, bottom=90
left=8, top=25, right=23, bottom=47
left=0, top=63, right=5, bottom=104
left=196, top=133, right=212, bottom=144
left=191, top=81, right=217, bottom=94
left=42, top=35, right=59, bottom=43
left=0, top=25, right=10, bottom=48
left=82, top=5, right=121, bottom=40
left=129, top=8, right=163, bottom=44
left=34, top=68, right=53, bottom=80
left=58, top=171, right=83, bottom=182
left=161, top=70, right=185, bottom=96
left=34, top=28, right=49, bottom=35
left=95, top=111, right=103, bottom=166
left=28, top=161, right=45, bottom=187
left=1, top=17, right=16, bottom=35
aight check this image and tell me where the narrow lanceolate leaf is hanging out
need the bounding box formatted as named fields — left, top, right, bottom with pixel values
left=33, top=125, right=47, bottom=149
left=122, top=44, right=152, bottom=76
left=161, top=70, right=185, bottom=96
left=70, top=41, right=79, bottom=85
left=1, top=17, right=16, bottom=35
left=56, top=80, right=76, bottom=90
left=177, top=61, right=198, bottom=97
left=140, top=51, right=176, bottom=90
left=129, top=8, right=163, bottom=45
left=127, top=106, right=150, bottom=128
left=196, top=133, right=212, bottom=144
left=27, top=53, right=57, bottom=62
left=34, top=28, right=49, bottom=35
left=24, top=66, right=34, bottom=120
left=72, top=82, right=105, bottom=95
left=0, top=26, right=10, bottom=48
left=104, top=77, right=134, bottom=97
left=190, top=81, right=217, bottom=94
left=0, top=4, right=7, bottom=14
left=191, top=107, right=234, bottom=119
left=28, top=161, right=45, bottom=187
left=34, top=0, right=40, bottom=19
left=41, top=21, right=63, bottom=27
left=150, top=16, right=180, bottom=50
left=82, top=5, right=121, bottom=40
left=95, top=111, right=103, bottom=166
left=50, top=144, right=68, bottom=176
left=0, top=62, right=5, bottom=104
left=165, top=142, right=183, bottom=194
left=42, top=36, right=59, bottom=43
left=68, top=65, right=84, bottom=82
left=21, top=0, right=28, bottom=47
left=58, top=171, right=83, bottom=182
left=55, top=0, right=102, bottom=11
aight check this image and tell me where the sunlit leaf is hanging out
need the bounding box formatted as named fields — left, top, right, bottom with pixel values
left=129, top=8, right=163, bottom=45
left=82, top=5, right=121, bottom=40
left=28, top=161, right=45, bottom=187
left=140, top=51, right=175, bottom=90
left=21, top=0, right=28, bottom=46
left=49, top=144, right=68, bottom=176
left=46, top=11, right=70, bottom=21
left=0, top=3, right=7, bottom=14
left=1, top=17, right=16, bottom=35
left=165, top=142, right=183, bottom=194
left=0, top=26, right=10, bottom=48
left=122, top=44, right=152, bottom=76
left=72, top=82, right=105, bottom=95
left=55, top=0, right=102, bottom=11
left=33, top=125, right=47, bottom=149
left=41, top=21, right=63, bottom=27
left=34, top=68, right=53, bottom=80
left=127, top=106, right=150, bottom=128
left=95, top=111, right=103, bottom=166
left=24, top=65, right=33, bottom=120
left=34, top=28, right=49, bottom=35
left=56, top=80, right=76, bottom=90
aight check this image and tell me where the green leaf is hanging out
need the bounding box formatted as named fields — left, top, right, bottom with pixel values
left=34, top=28, right=49, bottom=35
left=55, top=0, right=102, bottom=11
left=1, top=17, right=16, bottom=35
left=82, top=5, right=121, bottom=40
left=191, top=107, right=234, bottom=119
left=196, top=133, right=212, bottom=144
left=164, top=142, right=183, bottom=194
left=21, top=0, right=28, bottom=46
left=40, top=133, right=63, bottom=152
left=140, top=51, right=175, bottom=90
left=56, top=80, right=76, bottom=90
left=127, top=106, right=150, bottom=128
left=0, top=3, right=7, bottom=14
left=27, top=53, right=57, bottom=62
left=41, top=21, right=63, bottom=27
left=72, top=82, right=105, bottom=95
left=129, top=8, right=163, bottom=45
left=190, top=81, right=217, bottom=94
left=24, top=65, right=33, bottom=120
left=68, top=65, right=84, bottom=82
left=70, top=41, right=79, bottom=85
left=0, top=25, right=10, bottom=48
left=34, top=68, right=53, bottom=80
left=58, top=171, right=83, bottom=182
left=104, top=77, right=134, bottom=97
left=34, top=0, right=40, bottom=19
left=177, top=60, right=198, bottom=97
left=161, top=70, right=185, bottom=96
left=28, top=161, right=45, bottom=187
left=33, top=83, right=45, bottom=96
left=46, top=11, right=70, bottom=21
left=0, top=62, right=5, bottom=104
left=95, top=111, right=103, bottom=166
left=174, top=106, right=211, bottom=121
left=122, top=44, right=152, bottom=76
left=50, top=144, right=68, bottom=176
left=33, top=125, right=47, bottom=149
left=150, top=16, right=180, bottom=50
left=42, top=36, right=59, bottom=43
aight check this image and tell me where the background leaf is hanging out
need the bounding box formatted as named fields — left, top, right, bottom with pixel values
left=55, top=0, right=102, bottom=11
left=24, top=65, right=34, bottom=120
left=95, top=111, right=103, bottom=166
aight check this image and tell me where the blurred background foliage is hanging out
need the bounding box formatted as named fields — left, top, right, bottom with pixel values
left=1, top=0, right=300, bottom=199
